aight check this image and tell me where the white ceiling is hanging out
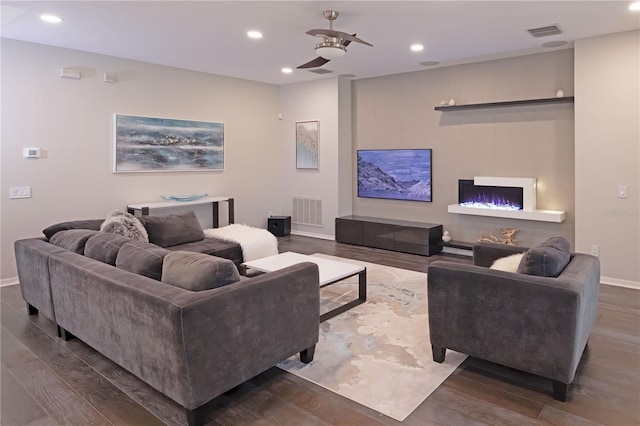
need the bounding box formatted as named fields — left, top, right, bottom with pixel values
left=2, top=1, right=639, bottom=86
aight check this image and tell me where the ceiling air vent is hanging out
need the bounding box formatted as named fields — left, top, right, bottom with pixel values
left=526, top=24, right=563, bottom=38
left=308, top=68, right=333, bottom=75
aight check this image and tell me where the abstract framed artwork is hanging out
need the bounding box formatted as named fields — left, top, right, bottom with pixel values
left=113, top=114, right=224, bottom=172
left=296, top=120, right=319, bottom=169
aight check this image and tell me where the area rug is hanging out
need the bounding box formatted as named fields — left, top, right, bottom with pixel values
left=278, top=254, right=467, bottom=421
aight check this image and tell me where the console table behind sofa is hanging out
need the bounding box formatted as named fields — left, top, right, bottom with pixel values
left=127, top=196, right=234, bottom=228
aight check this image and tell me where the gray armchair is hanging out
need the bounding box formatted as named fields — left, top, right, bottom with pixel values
left=427, top=240, right=600, bottom=401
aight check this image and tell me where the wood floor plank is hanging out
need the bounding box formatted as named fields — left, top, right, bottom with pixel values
left=442, top=373, right=544, bottom=419
left=230, top=378, right=331, bottom=426
left=1, top=363, right=53, bottom=426
left=252, top=367, right=394, bottom=426
left=459, top=360, right=638, bottom=425
left=427, top=386, right=542, bottom=426
left=537, top=404, right=604, bottom=426
left=7, top=355, right=110, bottom=425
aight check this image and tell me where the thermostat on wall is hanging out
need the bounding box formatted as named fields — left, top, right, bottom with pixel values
left=23, top=147, right=41, bottom=158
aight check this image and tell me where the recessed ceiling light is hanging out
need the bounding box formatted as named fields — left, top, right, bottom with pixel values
left=247, top=30, right=263, bottom=39
left=410, top=44, right=424, bottom=52
left=630, top=2, right=640, bottom=11
left=542, top=40, right=568, bottom=48
left=282, top=67, right=293, bottom=74
left=40, top=14, right=63, bottom=23
left=419, top=61, right=439, bottom=66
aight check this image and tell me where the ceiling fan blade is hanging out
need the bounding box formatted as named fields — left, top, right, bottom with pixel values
left=297, top=56, right=330, bottom=69
left=306, top=29, right=372, bottom=46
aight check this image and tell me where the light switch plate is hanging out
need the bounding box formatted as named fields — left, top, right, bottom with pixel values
left=9, top=186, right=31, bottom=199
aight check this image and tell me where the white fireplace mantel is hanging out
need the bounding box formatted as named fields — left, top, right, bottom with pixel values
left=448, top=176, right=566, bottom=223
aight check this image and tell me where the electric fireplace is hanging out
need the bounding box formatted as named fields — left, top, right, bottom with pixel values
left=447, top=176, right=566, bottom=223
left=458, top=179, right=523, bottom=211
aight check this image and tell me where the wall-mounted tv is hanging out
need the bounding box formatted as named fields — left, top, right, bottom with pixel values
left=357, top=149, right=432, bottom=202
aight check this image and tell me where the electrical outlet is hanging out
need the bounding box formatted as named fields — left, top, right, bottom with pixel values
left=591, top=245, right=599, bottom=257
left=9, top=186, right=31, bottom=199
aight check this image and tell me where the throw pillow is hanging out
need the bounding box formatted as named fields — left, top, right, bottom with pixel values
left=49, top=229, right=99, bottom=254
left=84, top=233, right=134, bottom=266
left=139, top=211, right=205, bottom=247
left=115, top=241, right=170, bottom=281
left=43, top=219, right=104, bottom=240
left=489, top=253, right=525, bottom=272
left=161, top=251, right=241, bottom=291
left=100, top=210, right=149, bottom=242
left=517, top=236, right=571, bottom=278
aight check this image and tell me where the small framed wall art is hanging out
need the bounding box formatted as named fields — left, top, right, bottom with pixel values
left=113, top=114, right=225, bottom=172
left=296, top=120, right=319, bottom=169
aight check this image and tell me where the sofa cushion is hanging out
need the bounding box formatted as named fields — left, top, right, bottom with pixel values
left=43, top=219, right=103, bottom=240
left=115, top=241, right=170, bottom=281
left=85, top=233, right=134, bottom=265
left=139, top=211, right=204, bottom=247
left=49, top=229, right=99, bottom=254
left=161, top=251, right=241, bottom=291
left=517, top=237, right=571, bottom=277
left=100, top=210, right=149, bottom=242
left=489, top=253, right=524, bottom=272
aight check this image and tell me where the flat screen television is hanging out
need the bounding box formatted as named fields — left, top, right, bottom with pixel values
left=357, top=149, right=432, bottom=202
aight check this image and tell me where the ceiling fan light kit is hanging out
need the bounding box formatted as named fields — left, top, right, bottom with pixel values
left=298, top=10, right=372, bottom=69
left=316, top=39, right=346, bottom=59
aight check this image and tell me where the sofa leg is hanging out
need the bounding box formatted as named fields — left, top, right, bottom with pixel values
left=26, top=303, right=38, bottom=316
left=300, top=344, right=316, bottom=364
left=553, top=380, right=568, bottom=402
left=59, top=327, right=75, bottom=341
left=56, top=325, right=62, bottom=338
left=432, top=345, right=446, bottom=363
left=186, top=405, right=207, bottom=426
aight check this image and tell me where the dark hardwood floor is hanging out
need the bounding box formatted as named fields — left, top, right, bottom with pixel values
left=2, top=235, right=639, bottom=425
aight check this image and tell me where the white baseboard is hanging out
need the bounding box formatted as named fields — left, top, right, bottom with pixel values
left=601, top=276, right=640, bottom=290
left=1, top=277, right=19, bottom=288
left=290, top=230, right=335, bottom=241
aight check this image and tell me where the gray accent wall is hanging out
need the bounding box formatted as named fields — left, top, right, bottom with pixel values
left=352, top=50, right=575, bottom=250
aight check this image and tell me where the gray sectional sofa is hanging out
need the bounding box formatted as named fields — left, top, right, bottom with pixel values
left=14, top=212, right=320, bottom=426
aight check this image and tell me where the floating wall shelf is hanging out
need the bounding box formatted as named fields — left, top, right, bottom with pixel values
left=434, top=96, right=575, bottom=111
left=447, top=204, right=566, bottom=223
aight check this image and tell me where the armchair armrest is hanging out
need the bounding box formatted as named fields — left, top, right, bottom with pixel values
left=427, top=254, right=599, bottom=384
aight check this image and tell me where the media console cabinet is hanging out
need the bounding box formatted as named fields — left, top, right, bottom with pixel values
left=335, top=215, right=443, bottom=256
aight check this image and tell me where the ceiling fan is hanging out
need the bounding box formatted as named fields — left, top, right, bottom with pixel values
left=297, top=10, right=373, bottom=69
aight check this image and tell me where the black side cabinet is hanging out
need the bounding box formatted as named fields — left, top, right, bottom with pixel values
left=335, top=215, right=442, bottom=256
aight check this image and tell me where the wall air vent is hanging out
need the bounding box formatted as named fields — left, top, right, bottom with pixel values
left=308, top=68, right=333, bottom=74
left=293, top=196, right=323, bottom=226
left=527, top=24, right=563, bottom=38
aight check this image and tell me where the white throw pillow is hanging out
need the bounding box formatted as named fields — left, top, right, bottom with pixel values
left=489, top=253, right=524, bottom=272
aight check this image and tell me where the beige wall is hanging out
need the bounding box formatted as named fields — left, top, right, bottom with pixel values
left=1, top=39, right=283, bottom=280
left=352, top=50, right=575, bottom=249
left=575, top=30, right=640, bottom=285
left=3, top=37, right=637, bottom=286
left=279, top=78, right=352, bottom=238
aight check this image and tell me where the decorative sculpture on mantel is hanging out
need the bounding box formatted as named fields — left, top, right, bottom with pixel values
left=477, top=228, right=519, bottom=245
